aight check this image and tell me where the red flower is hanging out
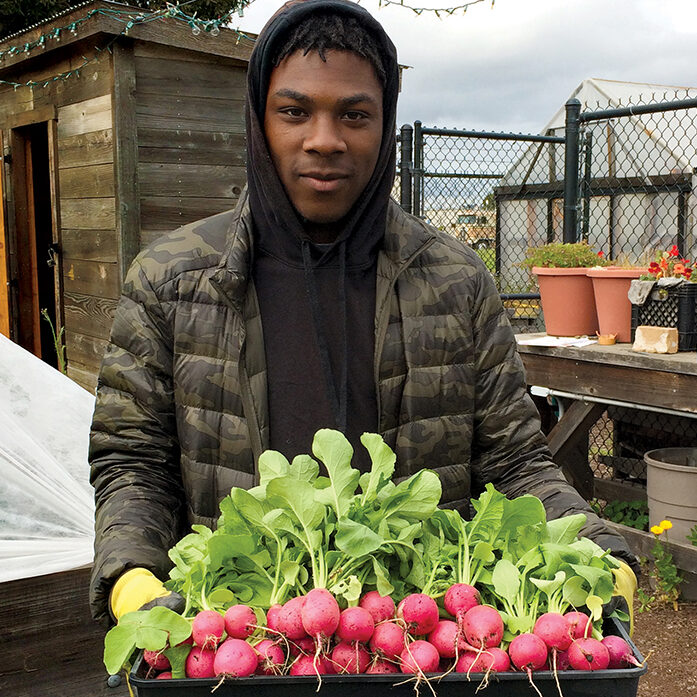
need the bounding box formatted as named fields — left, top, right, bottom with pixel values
left=669, top=244, right=680, bottom=257
left=597, top=251, right=605, bottom=258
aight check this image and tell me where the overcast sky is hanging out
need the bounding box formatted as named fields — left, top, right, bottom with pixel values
left=236, top=0, right=697, bottom=134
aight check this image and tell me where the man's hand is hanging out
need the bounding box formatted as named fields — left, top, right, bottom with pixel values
left=110, top=568, right=184, bottom=621
left=603, top=560, right=638, bottom=636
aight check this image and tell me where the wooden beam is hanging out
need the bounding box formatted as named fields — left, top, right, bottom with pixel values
left=112, top=39, right=140, bottom=285
left=547, top=399, right=606, bottom=499
left=0, top=105, right=57, bottom=130
left=0, top=131, right=9, bottom=337
left=47, top=118, right=65, bottom=349
left=593, top=477, right=647, bottom=504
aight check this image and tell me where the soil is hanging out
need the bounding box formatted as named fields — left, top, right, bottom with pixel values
left=632, top=576, right=697, bottom=696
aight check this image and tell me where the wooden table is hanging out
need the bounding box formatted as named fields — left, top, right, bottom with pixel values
left=516, top=334, right=697, bottom=500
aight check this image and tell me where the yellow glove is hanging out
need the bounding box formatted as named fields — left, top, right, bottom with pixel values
left=110, top=568, right=181, bottom=621
left=612, top=560, right=638, bottom=636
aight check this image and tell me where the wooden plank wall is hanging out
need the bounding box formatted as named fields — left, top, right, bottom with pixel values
left=0, top=46, right=116, bottom=392
left=134, top=42, right=247, bottom=248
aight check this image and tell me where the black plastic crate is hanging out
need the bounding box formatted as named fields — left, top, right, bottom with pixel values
left=129, top=617, right=647, bottom=697
left=630, top=282, right=697, bottom=351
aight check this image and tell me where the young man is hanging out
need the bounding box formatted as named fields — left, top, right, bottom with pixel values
left=90, top=0, right=637, bottom=625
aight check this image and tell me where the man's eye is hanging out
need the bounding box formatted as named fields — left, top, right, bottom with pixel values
left=281, top=107, right=306, bottom=118
left=344, top=111, right=367, bottom=121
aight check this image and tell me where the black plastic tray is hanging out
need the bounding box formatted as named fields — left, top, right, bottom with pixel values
left=129, top=617, right=647, bottom=697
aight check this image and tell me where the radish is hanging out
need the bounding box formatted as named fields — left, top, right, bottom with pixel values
left=266, top=604, right=283, bottom=633
left=460, top=605, right=504, bottom=648
left=213, top=638, right=259, bottom=678
left=331, top=641, right=371, bottom=674
left=556, top=649, right=571, bottom=671
left=224, top=604, right=257, bottom=639
left=456, top=647, right=510, bottom=673
left=337, top=606, right=375, bottom=643
left=428, top=619, right=466, bottom=659
left=289, top=636, right=316, bottom=657
left=290, top=654, right=334, bottom=675
left=568, top=637, right=610, bottom=671
left=508, top=633, right=548, bottom=672
left=399, top=639, right=440, bottom=674
left=277, top=595, right=308, bottom=640
left=359, top=591, right=395, bottom=624
left=564, top=610, right=593, bottom=639
left=143, top=649, right=170, bottom=671
left=397, top=593, right=440, bottom=635
left=444, top=583, right=480, bottom=619
left=191, top=609, right=225, bottom=648
left=185, top=646, right=216, bottom=678
left=601, top=635, right=642, bottom=668
left=366, top=658, right=399, bottom=674
left=301, top=588, right=341, bottom=641
left=254, top=638, right=285, bottom=675
left=156, top=671, right=172, bottom=679
left=534, top=613, right=573, bottom=652
left=369, top=621, right=406, bottom=660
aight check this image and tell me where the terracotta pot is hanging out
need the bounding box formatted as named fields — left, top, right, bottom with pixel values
left=533, top=267, right=598, bottom=336
left=586, top=266, right=646, bottom=343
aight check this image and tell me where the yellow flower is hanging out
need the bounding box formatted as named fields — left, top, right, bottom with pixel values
left=651, top=525, right=664, bottom=535
left=660, top=520, right=673, bottom=531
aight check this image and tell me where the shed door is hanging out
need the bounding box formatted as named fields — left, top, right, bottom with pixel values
left=9, top=122, right=61, bottom=367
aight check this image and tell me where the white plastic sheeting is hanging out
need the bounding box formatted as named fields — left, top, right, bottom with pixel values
left=0, top=333, right=95, bottom=582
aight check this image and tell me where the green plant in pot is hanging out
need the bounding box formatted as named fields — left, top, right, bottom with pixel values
left=522, top=242, right=606, bottom=337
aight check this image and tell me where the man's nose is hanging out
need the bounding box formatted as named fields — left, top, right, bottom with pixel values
left=304, top=115, right=347, bottom=155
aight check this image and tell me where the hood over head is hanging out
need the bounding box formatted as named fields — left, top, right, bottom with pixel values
left=245, top=0, right=400, bottom=268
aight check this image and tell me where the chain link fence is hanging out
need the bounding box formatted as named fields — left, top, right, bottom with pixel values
left=397, top=88, right=697, bottom=525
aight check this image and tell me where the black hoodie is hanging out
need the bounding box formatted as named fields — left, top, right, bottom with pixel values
left=245, top=0, right=400, bottom=467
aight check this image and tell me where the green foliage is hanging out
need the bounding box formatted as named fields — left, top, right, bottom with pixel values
left=636, top=587, right=655, bottom=613
left=0, top=0, right=247, bottom=39
left=688, top=524, right=697, bottom=546
left=522, top=242, right=607, bottom=269
left=40, top=308, right=67, bottom=374
left=650, top=536, right=683, bottom=611
left=598, top=499, right=649, bottom=531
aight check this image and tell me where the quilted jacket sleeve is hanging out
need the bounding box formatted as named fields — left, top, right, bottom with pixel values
left=89, top=257, right=185, bottom=624
left=468, top=259, right=637, bottom=571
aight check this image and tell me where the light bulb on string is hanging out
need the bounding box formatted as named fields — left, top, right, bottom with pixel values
left=211, top=25, right=220, bottom=37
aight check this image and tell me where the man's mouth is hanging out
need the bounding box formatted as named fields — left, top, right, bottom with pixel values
left=300, top=171, right=349, bottom=193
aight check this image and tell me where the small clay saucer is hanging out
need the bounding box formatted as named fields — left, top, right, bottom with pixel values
left=596, top=333, right=617, bottom=345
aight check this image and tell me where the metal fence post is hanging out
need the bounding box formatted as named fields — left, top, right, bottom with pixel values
left=399, top=123, right=413, bottom=214
left=563, top=98, right=582, bottom=243
left=413, top=120, right=423, bottom=218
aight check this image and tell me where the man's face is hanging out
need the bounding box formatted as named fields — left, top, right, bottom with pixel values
left=264, top=49, right=384, bottom=232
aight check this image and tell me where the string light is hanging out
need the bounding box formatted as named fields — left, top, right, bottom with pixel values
left=375, top=0, right=494, bottom=16
left=0, top=2, right=257, bottom=91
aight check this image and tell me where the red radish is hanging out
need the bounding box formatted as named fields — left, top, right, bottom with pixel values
left=224, top=604, right=257, bottom=639
left=399, top=640, right=440, bottom=674
left=301, top=588, right=341, bottom=641
left=266, top=604, right=283, bottom=633
left=337, top=606, right=375, bottom=643
left=397, top=593, right=440, bottom=635
left=254, top=638, right=285, bottom=675
left=369, top=621, right=406, bottom=660
left=601, top=635, right=642, bottom=668
left=213, top=638, right=259, bottom=677
left=456, top=647, right=510, bottom=673
left=366, top=658, right=400, bottom=674
left=444, top=583, right=480, bottom=618
left=534, top=612, right=573, bottom=651
left=277, top=596, right=308, bottom=640
left=428, top=620, right=467, bottom=659
left=289, top=636, right=316, bottom=657
left=143, top=649, right=170, bottom=671
left=290, top=654, right=334, bottom=675
left=564, top=611, right=593, bottom=639
left=185, top=646, right=216, bottom=678
left=460, top=605, right=504, bottom=648
left=191, top=610, right=225, bottom=648
left=568, top=637, right=610, bottom=671
left=359, top=591, right=396, bottom=624
left=556, top=649, right=571, bottom=671
left=508, top=633, right=548, bottom=672
left=331, top=641, right=370, bottom=674
left=156, top=671, right=172, bottom=679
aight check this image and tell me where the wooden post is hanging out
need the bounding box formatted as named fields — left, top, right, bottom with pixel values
left=0, top=130, right=9, bottom=337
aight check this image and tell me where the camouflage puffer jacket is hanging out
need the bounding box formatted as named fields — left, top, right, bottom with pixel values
left=89, top=193, right=633, bottom=622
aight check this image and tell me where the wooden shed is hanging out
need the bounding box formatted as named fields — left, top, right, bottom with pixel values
left=0, top=0, right=254, bottom=392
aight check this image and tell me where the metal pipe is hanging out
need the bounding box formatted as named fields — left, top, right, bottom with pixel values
left=563, top=99, right=582, bottom=243
left=419, top=126, right=564, bottom=144
left=580, top=96, right=697, bottom=123
left=399, top=123, right=413, bottom=214
left=530, top=386, right=697, bottom=420
left=413, top=120, right=423, bottom=218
